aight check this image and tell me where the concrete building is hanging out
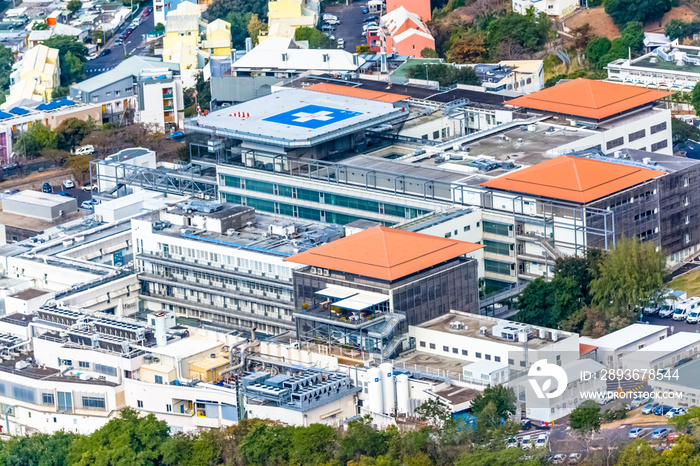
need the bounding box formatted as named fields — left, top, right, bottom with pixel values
left=2, top=190, right=77, bottom=221
left=474, top=61, right=545, bottom=94
left=210, top=38, right=366, bottom=106
left=580, top=324, right=669, bottom=369
left=374, top=6, right=435, bottom=58
left=648, top=358, right=700, bottom=408
left=261, top=0, right=320, bottom=42
left=512, top=0, right=578, bottom=16
left=161, top=1, right=210, bottom=87
left=607, top=43, right=700, bottom=91
left=620, top=332, right=700, bottom=372
left=386, top=0, right=430, bottom=21
left=70, top=56, right=184, bottom=131
left=287, top=226, right=482, bottom=357
left=4, top=44, right=60, bottom=108
left=133, top=200, right=345, bottom=335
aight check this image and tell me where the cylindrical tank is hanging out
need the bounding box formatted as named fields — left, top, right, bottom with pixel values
left=367, top=367, right=383, bottom=413
left=379, top=362, right=395, bottom=415
left=396, top=373, right=410, bottom=415
left=154, top=313, right=167, bottom=347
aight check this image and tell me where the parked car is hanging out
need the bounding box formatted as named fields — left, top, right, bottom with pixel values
left=629, top=427, right=644, bottom=438
left=520, top=435, right=532, bottom=449
left=82, top=184, right=98, bottom=191
left=325, top=18, right=340, bottom=25
left=535, top=434, right=548, bottom=448
left=651, top=428, right=671, bottom=439
left=87, top=52, right=99, bottom=61
left=667, top=408, right=680, bottom=418
left=688, top=310, right=700, bottom=324
left=75, top=145, right=95, bottom=155
left=642, top=402, right=660, bottom=414
left=643, top=306, right=659, bottom=315
left=142, top=9, right=150, bottom=17
left=168, top=131, right=185, bottom=140
left=551, top=454, right=566, bottom=464
left=568, top=453, right=581, bottom=464
left=337, top=38, right=345, bottom=48
left=99, top=48, right=111, bottom=57
left=364, top=15, right=378, bottom=22
left=362, top=6, right=369, bottom=13
left=659, top=306, right=675, bottom=318
left=506, top=437, right=518, bottom=449
left=321, top=24, right=334, bottom=32
left=42, top=182, right=52, bottom=193
left=667, top=432, right=680, bottom=446
left=57, top=191, right=74, bottom=197
left=62, top=179, right=75, bottom=189
left=322, top=13, right=337, bottom=20
left=654, top=405, right=673, bottom=416
left=81, top=200, right=95, bottom=209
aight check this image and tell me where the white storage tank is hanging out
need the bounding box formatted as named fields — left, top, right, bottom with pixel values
left=367, top=367, right=383, bottom=413
left=379, top=362, right=395, bottom=415
left=396, top=373, right=409, bottom=415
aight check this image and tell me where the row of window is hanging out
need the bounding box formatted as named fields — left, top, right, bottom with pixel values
left=483, top=221, right=511, bottom=237
left=634, top=209, right=657, bottom=222
left=485, top=259, right=513, bottom=276
left=651, top=139, right=668, bottom=152
left=219, top=175, right=429, bottom=219
left=419, top=341, right=503, bottom=362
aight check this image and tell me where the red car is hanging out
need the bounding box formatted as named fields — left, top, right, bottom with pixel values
left=142, top=9, right=150, bottom=17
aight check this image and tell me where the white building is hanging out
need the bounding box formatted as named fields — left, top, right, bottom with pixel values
left=580, top=324, right=669, bottom=369
left=607, top=43, right=700, bottom=92
left=648, top=358, right=700, bottom=408
left=512, top=0, right=578, bottom=16
left=620, top=332, right=700, bottom=371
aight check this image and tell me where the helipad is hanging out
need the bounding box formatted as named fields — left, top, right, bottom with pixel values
left=186, top=89, right=405, bottom=148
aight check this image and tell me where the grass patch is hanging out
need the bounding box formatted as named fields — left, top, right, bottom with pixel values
left=669, top=268, right=700, bottom=297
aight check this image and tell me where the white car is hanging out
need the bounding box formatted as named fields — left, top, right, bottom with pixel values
left=551, top=454, right=566, bottom=464
left=86, top=52, right=99, bottom=61
left=628, top=427, right=644, bottom=438
left=337, top=38, right=345, bottom=48
left=520, top=435, right=532, bottom=449
left=535, top=434, right=548, bottom=448
left=62, top=179, right=75, bottom=189
left=82, top=184, right=97, bottom=191
left=322, top=13, right=337, bottom=21
left=75, top=145, right=95, bottom=155
left=325, top=18, right=340, bottom=25
left=81, top=200, right=94, bottom=209
left=506, top=437, right=518, bottom=448
left=568, top=453, right=582, bottom=464
left=688, top=310, right=700, bottom=324
left=659, top=307, right=675, bottom=318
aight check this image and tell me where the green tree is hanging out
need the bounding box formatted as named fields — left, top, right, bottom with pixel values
left=616, top=438, right=659, bottom=466
left=469, top=386, right=516, bottom=424
left=590, top=237, right=667, bottom=320
left=294, top=27, right=333, bottom=49
left=415, top=399, right=452, bottom=428
left=514, top=275, right=583, bottom=328
left=605, top=0, right=673, bottom=29
left=672, top=117, right=700, bottom=144
left=455, top=445, right=545, bottom=466
left=289, top=424, right=336, bottom=465
left=478, top=9, right=554, bottom=59
left=405, top=64, right=480, bottom=87
left=66, top=408, right=171, bottom=465
left=247, top=13, right=267, bottom=46
left=155, top=22, right=165, bottom=32
left=0, top=44, right=14, bottom=101
left=420, top=47, right=439, bottom=58
left=692, top=82, right=700, bottom=116
left=0, top=431, right=76, bottom=465
left=225, top=12, right=252, bottom=48
left=32, top=21, right=49, bottom=30
left=664, top=19, right=700, bottom=42
left=55, top=117, right=91, bottom=151
left=445, top=33, right=487, bottom=64
left=67, top=0, right=82, bottom=13
left=337, top=416, right=388, bottom=465
left=207, top=0, right=267, bottom=21
left=586, top=36, right=612, bottom=69
left=43, top=35, right=88, bottom=86
left=15, top=122, right=57, bottom=157
left=569, top=400, right=601, bottom=436
left=239, top=423, right=293, bottom=465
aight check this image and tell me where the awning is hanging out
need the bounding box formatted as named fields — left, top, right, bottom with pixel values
left=334, top=291, right=388, bottom=311
left=315, top=286, right=358, bottom=300
left=320, top=408, right=343, bottom=419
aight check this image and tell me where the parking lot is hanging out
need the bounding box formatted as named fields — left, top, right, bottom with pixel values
left=43, top=183, right=95, bottom=209
left=323, top=0, right=373, bottom=52
left=642, top=314, right=700, bottom=333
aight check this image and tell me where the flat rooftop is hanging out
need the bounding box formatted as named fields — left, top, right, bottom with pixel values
left=187, top=89, right=405, bottom=147
left=0, top=205, right=84, bottom=232
left=105, top=147, right=152, bottom=163
left=0, top=312, right=33, bottom=327
left=580, top=323, right=668, bottom=351
left=4, top=190, right=75, bottom=208
left=152, top=205, right=343, bottom=257
left=10, top=288, right=51, bottom=301
left=417, top=311, right=571, bottom=350
left=481, top=155, right=664, bottom=204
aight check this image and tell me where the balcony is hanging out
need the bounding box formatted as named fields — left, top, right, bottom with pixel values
left=163, top=105, right=174, bottom=110
left=162, top=93, right=173, bottom=99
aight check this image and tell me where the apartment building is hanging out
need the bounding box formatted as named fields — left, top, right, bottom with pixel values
left=261, top=0, right=320, bottom=42
left=133, top=200, right=345, bottom=335
left=4, top=44, right=60, bottom=108
left=512, top=0, right=578, bottom=16
left=70, top=56, right=184, bottom=130
left=373, top=6, right=435, bottom=58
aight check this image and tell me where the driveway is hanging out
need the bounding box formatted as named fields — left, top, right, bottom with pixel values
left=323, top=0, right=369, bottom=53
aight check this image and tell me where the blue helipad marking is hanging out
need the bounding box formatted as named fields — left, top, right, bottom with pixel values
left=263, top=105, right=363, bottom=129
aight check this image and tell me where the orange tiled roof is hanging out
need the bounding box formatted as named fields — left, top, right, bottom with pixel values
left=284, top=226, right=483, bottom=281
left=480, top=156, right=664, bottom=203
left=305, top=82, right=410, bottom=103
left=579, top=343, right=598, bottom=357
left=505, top=79, right=670, bottom=120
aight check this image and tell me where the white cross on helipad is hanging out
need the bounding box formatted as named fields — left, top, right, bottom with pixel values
left=292, top=110, right=334, bottom=123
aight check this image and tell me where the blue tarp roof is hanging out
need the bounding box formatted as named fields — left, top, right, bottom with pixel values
left=0, top=111, right=12, bottom=120
left=9, top=107, right=28, bottom=115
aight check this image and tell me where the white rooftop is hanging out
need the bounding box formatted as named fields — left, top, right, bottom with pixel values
left=187, top=89, right=404, bottom=147
left=629, top=331, right=700, bottom=354
left=149, top=335, right=224, bottom=359
left=580, top=323, right=668, bottom=351
left=232, top=45, right=365, bottom=72
left=5, top=190, right=73, bottom=208
left=463, top=359, right=508, bottom=374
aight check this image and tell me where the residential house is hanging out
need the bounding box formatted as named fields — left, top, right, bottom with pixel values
left=512, top=0, right=578, bottom=16
left=260, top=0, right=320, bottom=42
left=375, top=6, right=435, bottom=58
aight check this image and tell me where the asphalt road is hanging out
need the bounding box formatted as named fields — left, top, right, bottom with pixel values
left=86, top=11, right=154, bottom=76
left=323, top=0, right=369, bottom=52
left=45, top=184, right=94, bottom=208
left=642, top=314, right=700, bottom=333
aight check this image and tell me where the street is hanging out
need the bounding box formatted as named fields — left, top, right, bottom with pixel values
left=86, top=11, right=154, bottom=76
left=323, top=0, right=369, bottom=52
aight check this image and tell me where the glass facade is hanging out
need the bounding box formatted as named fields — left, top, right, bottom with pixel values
left=484, top=239, right=511, bottom=256
left=485, top=259, right=512, bottom=276
left=483, top=221, right=511, bottom=236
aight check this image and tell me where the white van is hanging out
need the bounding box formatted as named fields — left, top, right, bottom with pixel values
left=688, top=309, right=700, bottom=324
left=673, top=297, right=700, bottom=321
left=75, top=145, right=95, bottom=155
